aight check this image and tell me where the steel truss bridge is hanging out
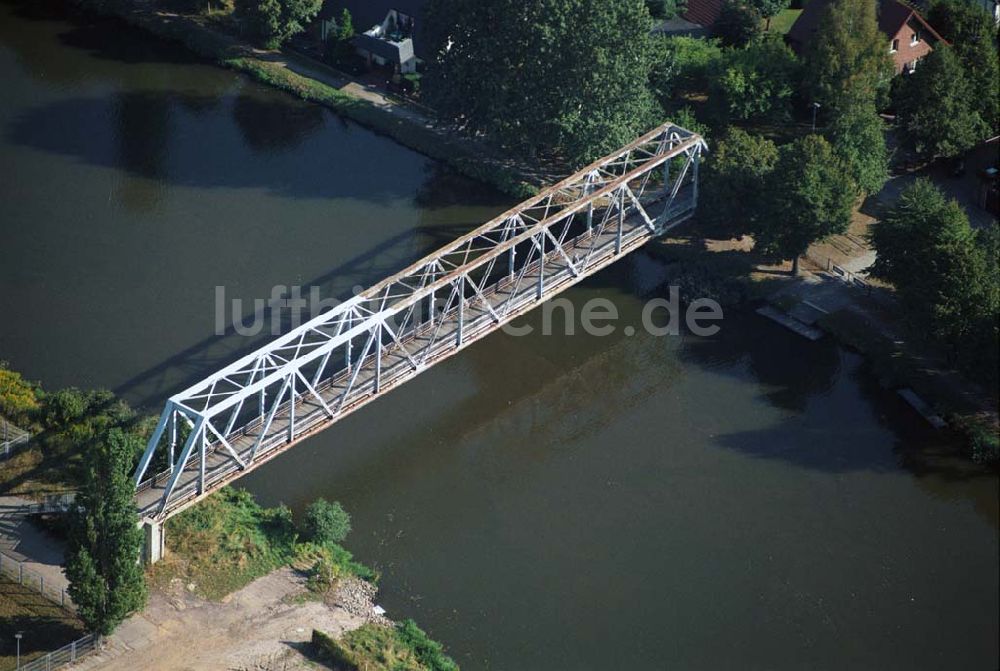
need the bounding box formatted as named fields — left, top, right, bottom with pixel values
left=133, top=122, right=706, bottom=523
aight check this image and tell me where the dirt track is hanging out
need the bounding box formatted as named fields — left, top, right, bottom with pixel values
left=69, top=568, right=368, bottom=671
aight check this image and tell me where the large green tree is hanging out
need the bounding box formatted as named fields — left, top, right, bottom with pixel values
left=803, top=0, right=893, bottom=114
left=424, top=0, right=658, bottom=165
left=713, top=0, right=762, bottom=47
left=825, top=102, right=888, bottom=196
left=926, top=0, right=1000, bottom=130
left=708, top=39, right=800, bottom=123
left=755, top=135, right=856, bottom=273
left=235, top=0, right=322, bottom=49
left=868, top=179, right=998, bottom=364
left=893, top=46, right=988, bottom=159
left=700, top=128, right=778, bottom=238
left=65, top=428, right=147, bottom=636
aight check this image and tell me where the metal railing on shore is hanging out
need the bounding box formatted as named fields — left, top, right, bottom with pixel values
left=806, top=252, right=872, bottom=293
left=18, top=634, right=100, bottom=671
left=0, top=549, right=74, bottom=611
left=1, top=418, right=32, bottom=460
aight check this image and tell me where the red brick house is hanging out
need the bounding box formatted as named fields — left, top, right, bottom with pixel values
left=788, top=0, right=946, bottom=74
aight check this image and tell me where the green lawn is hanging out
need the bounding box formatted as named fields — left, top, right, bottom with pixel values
left=0, top=576, right=84, bottom=670
left=770, top=8, right=803, bottom=34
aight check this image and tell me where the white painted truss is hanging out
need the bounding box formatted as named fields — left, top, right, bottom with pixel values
left=133, top=121, right=707, bottom=520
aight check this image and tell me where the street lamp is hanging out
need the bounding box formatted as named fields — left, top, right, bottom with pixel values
left=811, top=102, right=821, bottom=132
left=14, top=632, right=22, bottom=671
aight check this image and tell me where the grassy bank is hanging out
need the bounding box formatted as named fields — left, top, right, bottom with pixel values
left=0, top=575, right=85, bottom=670
left=67, top=0, right=537, bottom=199
left=148, top=487, right=374, bottom=601
left=313, top=621, right=458, bottom=671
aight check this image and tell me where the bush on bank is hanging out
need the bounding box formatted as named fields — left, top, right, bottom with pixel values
left=312, top=620, right=459, bottom=671
left=151, top=487, right=374, bottom=600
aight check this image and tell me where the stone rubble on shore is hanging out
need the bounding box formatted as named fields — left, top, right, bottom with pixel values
left=331, top=576, right=392, bottom=626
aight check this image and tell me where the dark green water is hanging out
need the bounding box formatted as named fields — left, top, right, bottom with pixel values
left=1, top=3, right=997, bottom=669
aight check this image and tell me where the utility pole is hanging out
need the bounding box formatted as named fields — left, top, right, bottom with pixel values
left=811, top=102, right=821, bottom=132
left=15, top=632, right=22, bottom=670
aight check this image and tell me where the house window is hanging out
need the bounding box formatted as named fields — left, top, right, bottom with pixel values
left=890, top=38, right=899, bottom=52
left=910, top=30, right=919, bottom=45
left=908, top=59, right=919, bottom=73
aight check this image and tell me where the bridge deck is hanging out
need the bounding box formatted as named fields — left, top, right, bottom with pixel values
left=136, top=195, right=694, bottom=520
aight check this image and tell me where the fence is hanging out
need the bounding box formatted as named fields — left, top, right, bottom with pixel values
left=17, top=634, right=100, bottom=671
left=806, top=253, right=872, bottom=293
left=0, top=550, right=74, bottom=612
left=1, top=418, right=31, bottom=460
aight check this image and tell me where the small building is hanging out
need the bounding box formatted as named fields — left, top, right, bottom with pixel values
left=787, top=0, right=946, bottom=75
left=316, top=1, right=427, bottom=75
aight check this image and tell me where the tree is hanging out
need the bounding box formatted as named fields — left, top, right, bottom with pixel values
left=303, top=498, right=352, bottom=545
left=893, top=46, right=988, bottom=159
left=424, top=0, right=658, bottom=165
left=708, top=39, right=800, bottom=123
left=755, top=135, right=856, bottom=273
left=649, top=36, right=723, bottom=103
left=235, top=0, right=322, bottom=49
left=0, top=363, right=38, bottom=425
left=324, top=8, right=356, bottom=68
left=825, top=102, right=888, bottom=195
left=646, top=0, right=687, bottom=19
left=749, top=0, right=790, bottom=31
left=700, top=128, right=778, bottom=238
left=713, top=0, right=762, bottom=47
left=926, top=0, right=999, bottom=130
left=65, top=428, right=147, bottom=636
left=868, top=180, right=998, bottom=363
left=803, top=0, right=893, bottom=114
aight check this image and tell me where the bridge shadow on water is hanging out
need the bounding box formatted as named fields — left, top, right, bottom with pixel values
left=112, top=221, right=491, bottom=409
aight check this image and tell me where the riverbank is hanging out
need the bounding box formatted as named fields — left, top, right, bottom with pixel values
left=646, top=228, right=999, bottom=465
left=64, top=0, right=539, bottom=199
left=144, top=486, right=459, bottom=670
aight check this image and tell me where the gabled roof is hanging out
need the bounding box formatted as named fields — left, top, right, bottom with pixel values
left=877, top=0, right=946, bottom=43
left=318, top=0, right=428, bottom=58
left=788, top=0, right=946, bottom=48
left=682, top=0, right=724, bottom=28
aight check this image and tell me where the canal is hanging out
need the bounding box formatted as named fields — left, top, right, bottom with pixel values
left=0, top=2, right=996, bottom=669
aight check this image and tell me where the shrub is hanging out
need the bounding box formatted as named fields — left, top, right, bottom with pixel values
left=303, top=497, right=352, bottom=544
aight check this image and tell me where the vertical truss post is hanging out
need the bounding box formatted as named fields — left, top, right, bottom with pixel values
left=345, top=334, right=353, bottom=373
left=288, top=374, right=296, bottom=442
left=456, top=278, right=464, bottom=345
left=428, top=288, right=435, bottom=326
left=198, top=425, right=206, bottom=495
left=374, top=323, right=383, bottom=393
left=537, top=234, right=545, bottom=299
left=691, top=150, right=700, bottom=206
left=169, top=410, right=177, bottom=472
left=616, top=188, right=626, bottom=254
left=663, top=158, right=670, bottom=196
left=508, top=245, right=516, bottom=281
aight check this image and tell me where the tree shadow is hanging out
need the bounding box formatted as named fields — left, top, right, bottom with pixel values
left=0, top=0, right=204, bottom=86
left=6, top=91, right=464, bottom=203
left=0, top=582, right=83, bottom=659
left=679, top=309, right=842, bottom=414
